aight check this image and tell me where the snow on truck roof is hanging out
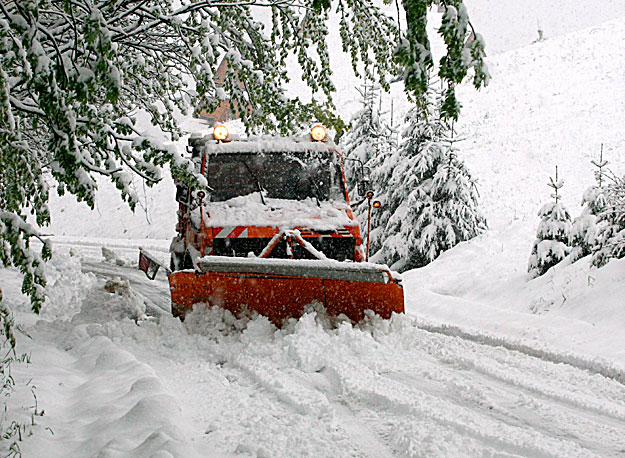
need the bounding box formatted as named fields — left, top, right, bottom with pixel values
left=189, top=133, right=337, bottom=154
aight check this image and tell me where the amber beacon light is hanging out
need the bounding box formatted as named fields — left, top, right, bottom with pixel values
left=310, top=125, right=327, bottom=142
left=213, top=125, right=229, bottom=141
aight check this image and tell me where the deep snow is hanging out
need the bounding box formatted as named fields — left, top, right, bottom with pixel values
left=3, top=254, right=625, bottom=456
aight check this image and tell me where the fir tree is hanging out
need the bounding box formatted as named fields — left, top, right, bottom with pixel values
left=370, top=84, right=486, bottom=271
left=528, top=166, right=572, bottom=278
left=592, top=172, right=625, bottom=267
left=342, top=83, right=394, bottom=195
left=570, top=148, right=608, bottom=262
left=341, top=82, right=395, bottom=262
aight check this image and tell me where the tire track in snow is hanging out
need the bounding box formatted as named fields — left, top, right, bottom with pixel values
left=415, top=319, right=625, bottom=385
left=261, top=316, right=605, bottom=456
left=385, top=358, right=625, bottom=457
left=321, top=359, right=587, bottom=457
left=404, top=326, right=625, bottom=422
left=314, top=319, right=625, bottom=457
left=228, top=350, right=396, bottom=457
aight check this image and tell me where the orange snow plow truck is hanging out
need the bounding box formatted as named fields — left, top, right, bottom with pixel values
left=140, top=125, right=404, bottom=325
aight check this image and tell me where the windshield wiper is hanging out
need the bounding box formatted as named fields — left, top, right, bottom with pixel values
left=308, top=176, right=321, bottom=206
left=241, top=160, right=267, bottom=205
left=302, top=167, right=324, bottom=207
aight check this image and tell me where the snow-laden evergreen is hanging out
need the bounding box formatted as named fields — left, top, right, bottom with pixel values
left=570, top=151, right=608, bottom=262
left=570, top=188, right=607, bottom=262
left=341, top=84, right=396, bottom=254
left=342, top=84, right=395, bottom=181
left=528, top=168, right=572, bottom=277
left=367, top=86, right=486, bottom=271
left=592, top=173, right=625, bottom=267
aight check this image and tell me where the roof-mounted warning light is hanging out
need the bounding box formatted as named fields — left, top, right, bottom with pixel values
left=311, top=125, right=327, bottom=142
left=213, top=125, right=229, bottom=142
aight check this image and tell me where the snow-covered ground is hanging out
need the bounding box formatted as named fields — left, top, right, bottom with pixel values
left=3, top=7, right=625, bottom=458
left=3, top=253, right=625, bottom=456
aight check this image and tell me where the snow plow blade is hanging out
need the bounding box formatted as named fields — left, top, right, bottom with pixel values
left=168, top=256, right=404, bottom=325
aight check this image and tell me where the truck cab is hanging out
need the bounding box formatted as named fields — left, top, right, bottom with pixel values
left=171, top=126, right=365, bottom=270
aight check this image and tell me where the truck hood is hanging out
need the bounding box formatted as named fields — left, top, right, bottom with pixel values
left=191, top=192, right=355, bottom=232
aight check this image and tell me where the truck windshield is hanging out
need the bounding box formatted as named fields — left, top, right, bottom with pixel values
left=204, top=151, right=345, bottom=202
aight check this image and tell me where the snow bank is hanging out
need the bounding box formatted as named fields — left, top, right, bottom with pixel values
left=404, top=222, right=625, bottom=368
left=10, top=333, right=203, bottom=458
left=1, top=255, right=211, bottom=457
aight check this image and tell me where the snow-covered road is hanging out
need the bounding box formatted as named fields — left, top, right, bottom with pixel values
left=12, top=250, right=619, bottom=457
left=151, top=309, right=625, bottom=457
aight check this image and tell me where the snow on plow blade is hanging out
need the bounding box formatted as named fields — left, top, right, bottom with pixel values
left=168, top=256, right=404, bottom=325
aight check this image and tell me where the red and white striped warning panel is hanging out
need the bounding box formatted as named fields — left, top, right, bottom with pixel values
left=210, top=226, right=357, bottom=239
left=213, top=226, right=249, bottom=238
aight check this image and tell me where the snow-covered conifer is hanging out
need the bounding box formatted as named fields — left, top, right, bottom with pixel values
left=528, top=167, right=572, bottom=277
left=343, top=84, right=393, bottom=168
left=570, top=150, right=608, bottom=261
left=341, top=83, right=396, bottom=261
left=342, top=83, right=395, bottom=201
left=592, top=173, right=625, bottom=267
left=370, top=84, right=486, bottom=271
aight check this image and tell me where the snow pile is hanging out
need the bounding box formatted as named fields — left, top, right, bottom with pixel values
left=3, top=256, right=210, bottom=457
left=9, top=334, right=202, bottom=458
left=39, top=254, right=97, bottom=318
